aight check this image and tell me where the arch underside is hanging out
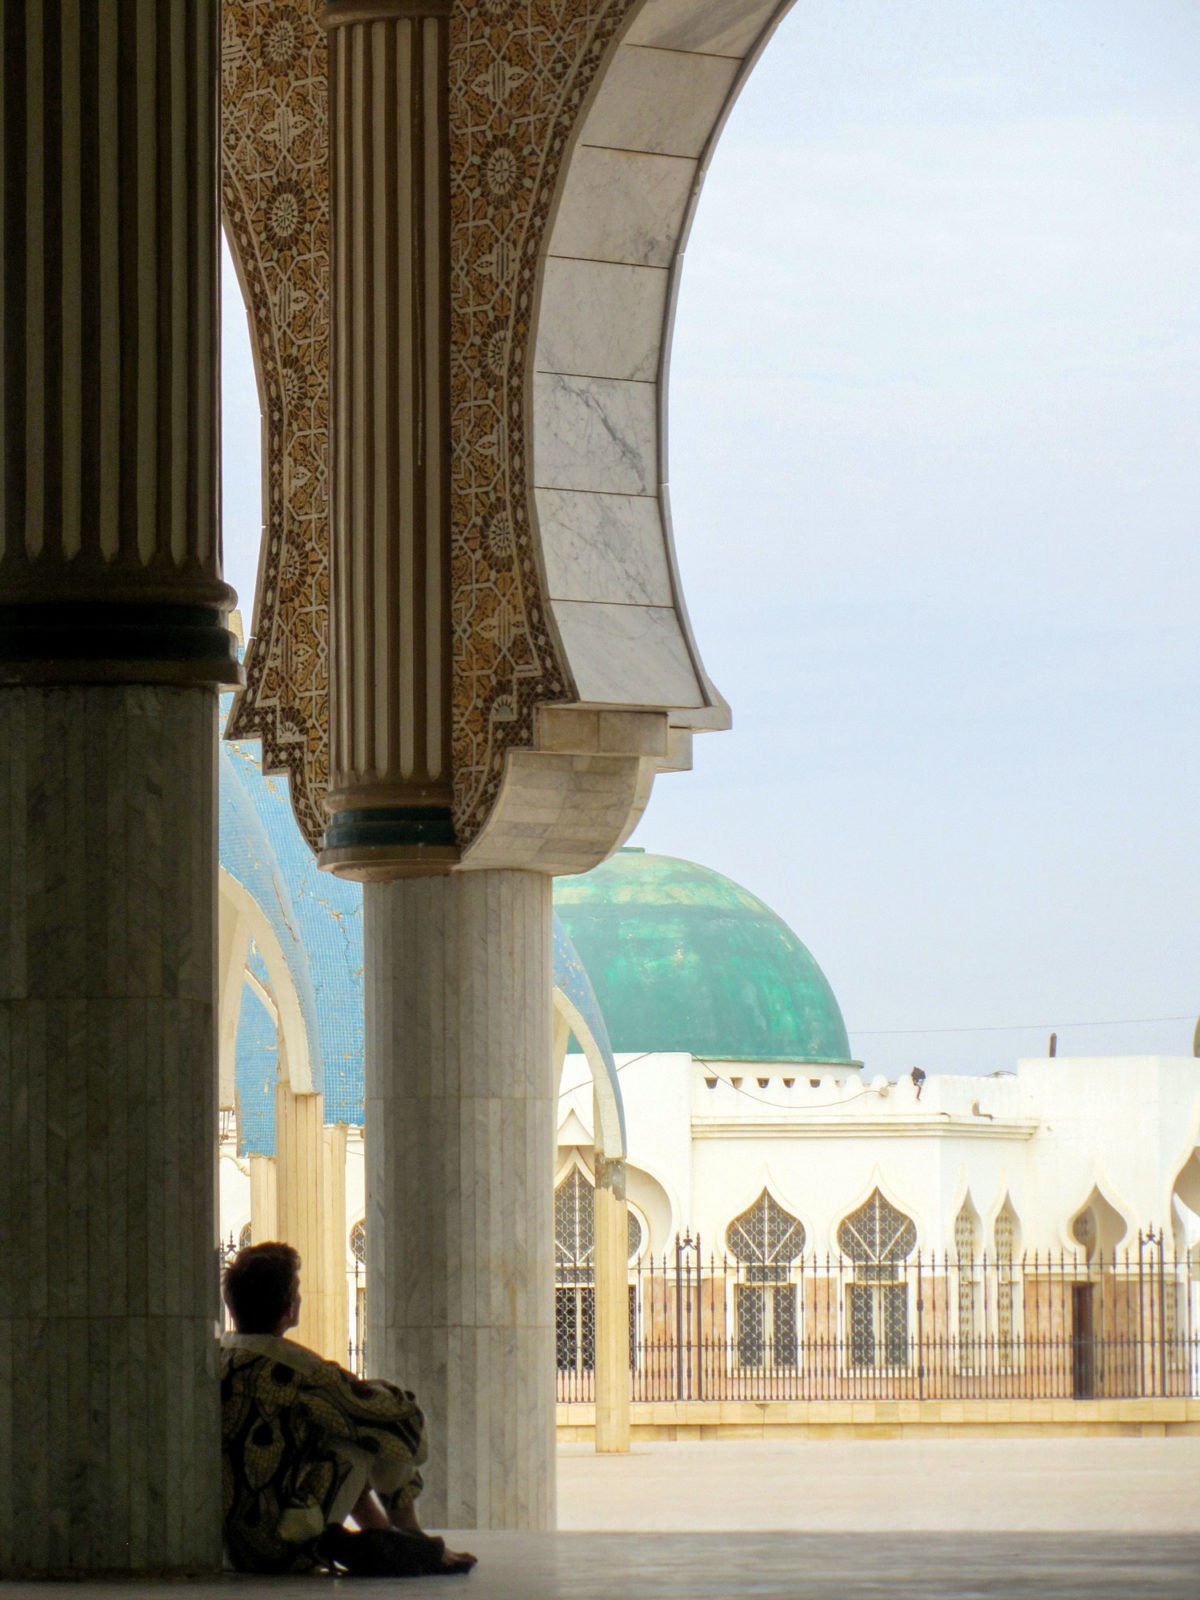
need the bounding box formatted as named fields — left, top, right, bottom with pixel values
left=220, top=0, right=792, bottom=856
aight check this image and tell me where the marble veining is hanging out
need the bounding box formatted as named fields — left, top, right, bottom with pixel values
left=536, top=488, right=673, bottom=608
left=535, top=259, right=668, bottom=385
left=625, top=0, right=782, bottom=58
left=580, top=45, right=741, bottom=159
left=533, top=376, right=658, bottom=498
left=550, top=603, right=705, bottom=710
left=548, top=147, right=697, bottom=270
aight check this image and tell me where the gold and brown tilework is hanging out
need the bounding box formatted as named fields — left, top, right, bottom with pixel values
left=222, top=1, right=640, bottom=853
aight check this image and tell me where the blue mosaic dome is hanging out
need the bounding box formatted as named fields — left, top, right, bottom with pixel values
left=220, top=695, right=364, bottom=1155
left=219, top=699, right=616, bottom=1155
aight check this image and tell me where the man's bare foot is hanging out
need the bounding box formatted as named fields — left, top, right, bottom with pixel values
left=440, top=1546, right=478, bottom=1573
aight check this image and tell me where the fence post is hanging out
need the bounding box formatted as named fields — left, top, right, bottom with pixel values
left=674, top=1235, right=684, bottom=1402
left=916, top=1253, right=925, bottom=1400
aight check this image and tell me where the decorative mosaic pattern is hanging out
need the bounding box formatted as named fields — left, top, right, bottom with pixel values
left=222, top=0, right=640, bottom=852
left=222, top=0, right=332, bottom=850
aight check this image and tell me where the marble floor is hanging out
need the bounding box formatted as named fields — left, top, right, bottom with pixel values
left=4, top=1533, right=1200, bottom=1599
left=5, top=1439, right=1199, bottom=1597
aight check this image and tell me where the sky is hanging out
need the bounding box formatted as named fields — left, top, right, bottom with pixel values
left=220, top=0, right=1200, bottom=1080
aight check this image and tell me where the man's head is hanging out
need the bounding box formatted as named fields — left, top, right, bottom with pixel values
left=223, top=1241, right=302, bottom=1335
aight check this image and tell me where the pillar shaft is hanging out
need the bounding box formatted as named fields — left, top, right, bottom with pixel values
left=249, top=1154, right=279, bottom=1244
left=0, top=687, right=221, bottom=1576
left=0, top=1, right=233, bottom=1576
left=321, top=0, right=454, bottom=878
left=275, top=1085, right=335, bottom=1359
left=365, top=870, right=555, bottom=1529
left=323, top=1122, right=350, bottom=1363
left=593, top=1156, right=631, bottom=1453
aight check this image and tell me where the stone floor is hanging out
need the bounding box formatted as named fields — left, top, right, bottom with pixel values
left=5, top=1439, right=1199, bottom=1596
left=5, top=1533, right=1200, bottom=1599
left=559, top=1434, right=1200, bottom=1531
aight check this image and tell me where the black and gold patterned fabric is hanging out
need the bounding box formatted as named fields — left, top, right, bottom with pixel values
left=219, top=1332, right=426, bottom=1575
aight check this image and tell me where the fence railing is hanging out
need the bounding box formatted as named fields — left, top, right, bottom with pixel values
left=556, top=1230, right=1200, bottom=1404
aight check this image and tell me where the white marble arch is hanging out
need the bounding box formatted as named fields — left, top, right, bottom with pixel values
left=531, top=0, right=796, bottom=727
left=218, top=866, right=316, bottom=1094
left=553, top=985, right=627, bottom=1162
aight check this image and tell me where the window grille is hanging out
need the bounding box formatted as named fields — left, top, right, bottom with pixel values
left=954, top=1204, right=980, bottom=1362
left=555, top=1169, right=595, bottom=1374
left=837, top=1190, right=916, bottom=1370
left=350, top=1219, right=366, bottom=1264
left=995, top=1200, right=1018, bottom=1364
left=1072, top=1209, right=1096, bottom=1255
left=727, top=1190, right=806, bottom=1267
left=726, top=1191, right=804, bottom=1369
left=627, top=1208, right=644, bottom=1264
left=554, top=1169, right=640, bottom=1375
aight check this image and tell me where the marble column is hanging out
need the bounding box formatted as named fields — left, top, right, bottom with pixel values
left=0, top=0, right=237, bottom=1577
left=593, top=1155, right=632, bottom=1454
left=0, top=688, right=223, bottom=1576
left=365, top=871, right=556, bottom=1529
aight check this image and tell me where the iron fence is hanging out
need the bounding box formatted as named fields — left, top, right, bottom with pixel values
left=556, top=1229, right=1200, bottom=1403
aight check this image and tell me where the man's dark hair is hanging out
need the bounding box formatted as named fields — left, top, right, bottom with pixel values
left=223, top=1242, right=301, bottom=1334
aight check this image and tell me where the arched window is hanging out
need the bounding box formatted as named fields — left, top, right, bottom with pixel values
left=994, top=1197, right=1020, bottom=1366
left=726, top=1191, right=805, bottom=1370
left=553, top=1168, right=640, bottom=1378
left=953, top=1200, right=981, bottom=1365
left=554, top=1168, right=595, bottom=1375
left=837, top=1189, right=916, bottom=1370
left=348, top=1219, right=367, bottom=1374
left=626, top=1207, right=644, bottom=1264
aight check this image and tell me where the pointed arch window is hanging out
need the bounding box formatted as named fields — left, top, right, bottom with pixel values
left=554, top=1167, right=639, bottom=1379
left=726, top=1191, right=805, bottom=1370
left=953, top=1201, right=981, bottom=1364
left=837, top=1189, right=916, bottom=1370
left=994, top=1198, right=1021, bottom=1365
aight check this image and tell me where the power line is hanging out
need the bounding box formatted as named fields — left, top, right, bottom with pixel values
left=852, top=1014, right=1194, bottom=1037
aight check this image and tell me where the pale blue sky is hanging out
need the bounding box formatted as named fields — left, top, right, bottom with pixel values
left=221, top=1, right=1200, bottom=1078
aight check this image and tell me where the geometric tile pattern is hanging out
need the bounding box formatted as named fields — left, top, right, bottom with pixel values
left=220, top=1, right=639, bottom=853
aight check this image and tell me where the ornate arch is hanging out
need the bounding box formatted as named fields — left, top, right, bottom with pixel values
left=220, top=0, right=794, bottom=856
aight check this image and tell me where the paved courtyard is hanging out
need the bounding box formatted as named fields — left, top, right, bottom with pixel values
left=558, top=1434, right=1200, bottom=1532
left=4, top=1439, right=1199, bottom=1597
left=9, top=1440, right=1200, bottom=1600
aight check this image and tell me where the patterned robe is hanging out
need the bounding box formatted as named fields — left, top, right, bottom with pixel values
left=220, top=1332, right=427, bottom=1575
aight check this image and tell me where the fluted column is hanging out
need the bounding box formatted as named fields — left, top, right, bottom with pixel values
left=593, top=1155, right=631, bottom=1454
left=0, top=1, right=235, bottom=1577
left=321, top=0, right=454, bottom=880
left=0, top=0, right=239, bottom=682
left=365, top=872, right=556, bottom=1529
left=275, top=1085, right=336, bottom=1358
left=249, top=1154, right=279, bottom=1244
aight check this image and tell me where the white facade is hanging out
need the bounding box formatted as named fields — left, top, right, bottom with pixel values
left=555, top=1053, right=1200, bottom=1260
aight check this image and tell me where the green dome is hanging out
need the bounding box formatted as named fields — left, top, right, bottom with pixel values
left=552, top=850, right=854, bottom=1065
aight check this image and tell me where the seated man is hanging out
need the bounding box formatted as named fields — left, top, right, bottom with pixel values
left=220, top=1242, right=475, bottom=1577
